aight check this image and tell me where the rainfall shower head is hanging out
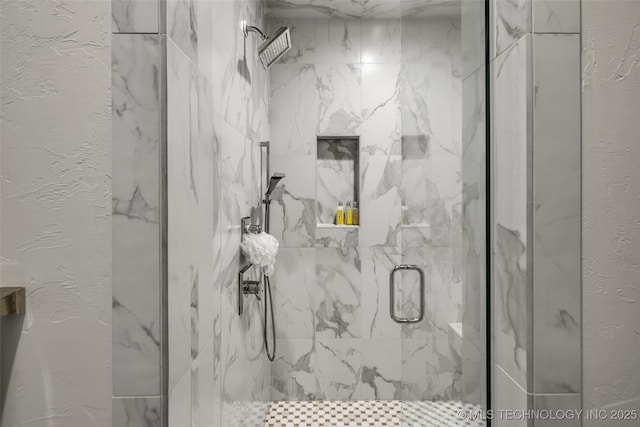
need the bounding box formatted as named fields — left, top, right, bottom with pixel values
left=266, top=173, right=285, bottom=196
left=242, top=22, right=291, bottom=68
left=258, top=27, right=291, bottom=68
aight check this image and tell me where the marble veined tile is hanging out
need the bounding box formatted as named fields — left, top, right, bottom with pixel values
left=360, top=247, right=402, bottom=339
left=493, top=35, right=531, bottom=389
left=494, top=0, right=531, bottom=56
left=532, top=34, right=581, bottom=394
left=314, top=248, right=362, bottom=338
left=112, top=0, right=159, bottom=34
left=493, top=365, right=527, bottom=427
left=112, top=34, right=161, bottom=229
left=272, top=248, right=316, bottom=339
left=401, top=16, right=461, bottom=66
left=400, top=338, right=431, bottom=400
left=315, top=19, right=361, bottom=64
left=316, top=64, right=362, bottom=135
left=401, top=333, right=462, bottom=401
left=533, top=394, right=581, bottom=427
left=112, top=218, right=162, bottom=395
left=167, top=38, right=201, bottom=391
left=361, top=63, right=402, bottom=156
left=315, top=338, right=362, bottom=400
left=533, top=0, right=580, bottom=34
left=167, top=0, right=197, bottom=62
left=359, top=154, right=402, bottom=247
left=400, top=62, right=459, bottom=156
left=400, top=246, right=461, bottom=339
left=462, top=0, right=486, bottom=79
left=361, top=19, right=401, bottom=64
left=269, top=155, right=316, bottom=247
left=169, top=369, right=191, bottom=427
left=358, top=338, right=402, bottom=400
left=210, top=0, right=252, bottom=136
left=193, top=73, right=217, bottom=357
left=270, top=64, right=319, bottom=155
left=315, top=225, right=359, bottom=248
left=461, top=67, right=488, bottom=400
left=192, top=341, right=216, bottom=427
left=113, top=397, right=161, bottom=427
left=271, top=339, right=318, bottom=400
left=112, top=34, right=162, bottom=396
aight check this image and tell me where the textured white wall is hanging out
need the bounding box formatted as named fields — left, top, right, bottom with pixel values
left=582, top=0, right=640, bottom=423
left=0, top=1, right=112, bottom=426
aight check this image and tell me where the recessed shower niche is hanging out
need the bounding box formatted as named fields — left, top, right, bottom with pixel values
left=316, top=136, right=359, bottom=226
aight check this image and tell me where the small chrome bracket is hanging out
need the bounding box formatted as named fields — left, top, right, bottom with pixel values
left=241, top=216, right=262, bottom=242
left=238, top=264, right=262, bottom=315
left=239, top=216, right=264, bottom=315
left=243, top=281, right=262, bottom=300
left=241, top=20, right=267, bottom=40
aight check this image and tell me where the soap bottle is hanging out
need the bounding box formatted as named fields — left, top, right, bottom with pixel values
left=336, top=201, right=344, bottom=225
left=345, top=201, right=353, bottom=225
left=352, top=201, right=359, bottom=225
left=402, top=200, right=409, bottom=225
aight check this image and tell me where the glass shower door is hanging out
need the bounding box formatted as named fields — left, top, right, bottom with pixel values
left=393, top=0, right=488, bottom=425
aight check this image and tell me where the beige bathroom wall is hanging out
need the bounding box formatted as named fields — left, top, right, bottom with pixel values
left=0, top=1, right=112, bottom=426
left=582, top=1, right=640, bottom=424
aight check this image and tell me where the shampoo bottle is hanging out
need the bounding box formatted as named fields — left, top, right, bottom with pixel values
left=336, top=201, right=344, bottom=225
left=352, top=201, right=359, bottom=225
left=345, top=201, right=353, bottom=225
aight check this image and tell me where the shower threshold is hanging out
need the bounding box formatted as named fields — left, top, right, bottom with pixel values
left=264, top=399, right=484, bottom=427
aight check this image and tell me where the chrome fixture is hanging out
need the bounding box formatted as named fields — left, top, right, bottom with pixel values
left=262, top=168, right=286, bottom=362
left=242, top=21, right=291, bottom=68
left=242, top=216, right=262, bottom=237
left=239, top=216, right=263, bottom=315
left=265, top=173, right=285, bottom=202
left=389, top=264, right=425, bottom=324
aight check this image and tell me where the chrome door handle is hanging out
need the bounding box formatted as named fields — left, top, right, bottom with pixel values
left=389, top=264, right=425, bottom=324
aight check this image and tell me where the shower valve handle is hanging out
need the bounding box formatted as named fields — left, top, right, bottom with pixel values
left=242, top=280, right=262, bottom=301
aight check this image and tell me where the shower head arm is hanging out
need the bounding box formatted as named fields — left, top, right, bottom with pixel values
left=242, top=22, right=267, bottom=40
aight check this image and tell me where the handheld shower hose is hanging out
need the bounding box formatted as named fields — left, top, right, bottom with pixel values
left=262, top=173, right=284, bottom=361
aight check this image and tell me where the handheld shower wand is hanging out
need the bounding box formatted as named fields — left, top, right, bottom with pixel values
left=262, top=172, right=285, bottom=361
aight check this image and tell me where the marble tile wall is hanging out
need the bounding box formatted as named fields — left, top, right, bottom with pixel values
left=267, top=16, right=464, bottom=402
left=166, top=1, right=271, bottom=427
left=112, top=4, right=166, bottom=426
left=490, top=0, right=582, bottom=421
left=113, top=0, right=160, bottom=33
left=492, top=33, right=531, bottom=392
left=461, top=0, right=487, bottom=403
left=112, top=1, right=272, bottom=426
left=531, top=33, right=581, bottom=395
left=112, top=32, right=163, bottom=399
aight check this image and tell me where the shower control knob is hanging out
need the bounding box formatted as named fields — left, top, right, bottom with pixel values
left=242, top=280, right=262, bottom=301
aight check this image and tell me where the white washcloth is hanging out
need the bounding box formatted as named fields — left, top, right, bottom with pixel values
left=240, top=232, right=280, bottom=276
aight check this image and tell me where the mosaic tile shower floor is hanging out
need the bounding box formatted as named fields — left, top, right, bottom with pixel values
left=263, top=400, right=485, bottom=427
